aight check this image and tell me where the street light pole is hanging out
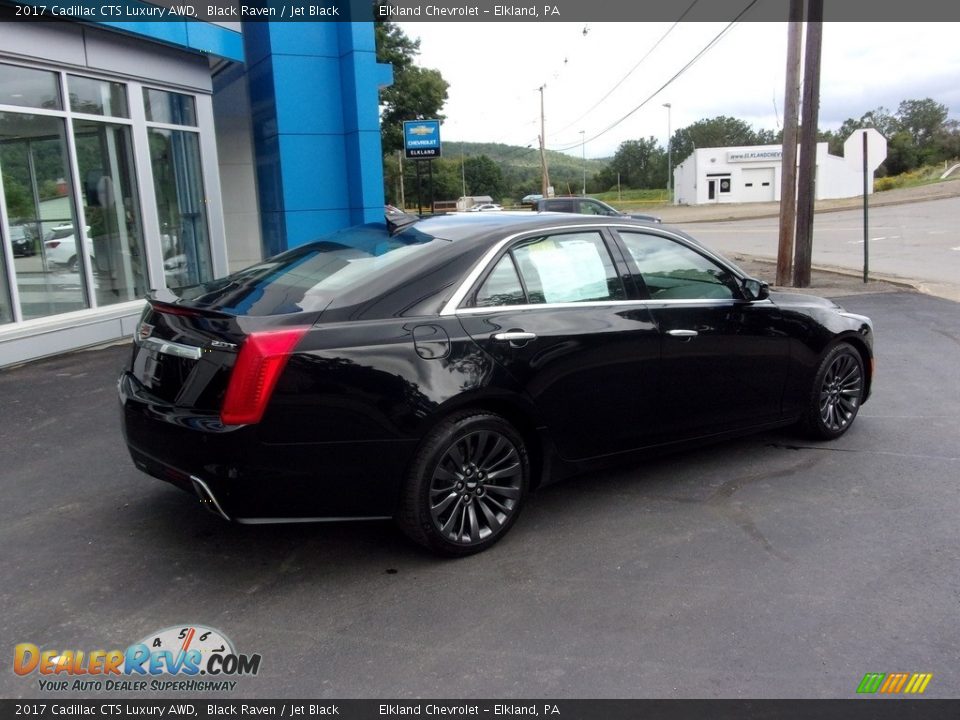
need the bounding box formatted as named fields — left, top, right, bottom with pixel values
left=580, top=130, right=586, bottom=195
left=538, top=85, right=550, bottom=197
left=663, top=102, right=672, bottom=202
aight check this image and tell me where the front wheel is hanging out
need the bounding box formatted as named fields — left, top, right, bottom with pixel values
left=398, top=411, right=529, bottom=556
left=800, top=342, right=865, bottom=440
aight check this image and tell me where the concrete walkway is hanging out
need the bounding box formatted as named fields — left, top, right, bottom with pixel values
left=623, top=180, right=960, bottom=301
left=648, top=177, right=960, bottom=225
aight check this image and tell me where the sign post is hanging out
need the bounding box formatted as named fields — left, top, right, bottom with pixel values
left=403, top=120, right=442, bottom=216
left=862, top=131, right=869, bottom=283
left=843, top=128, right=886, bottom=284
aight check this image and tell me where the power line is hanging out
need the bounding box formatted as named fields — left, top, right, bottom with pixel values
left=549, top=0, right=760, bottom=153
left=551, top=0, right=701, bottom=138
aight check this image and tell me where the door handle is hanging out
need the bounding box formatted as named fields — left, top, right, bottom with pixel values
left=666, top=329, right=698, bottom=338
left=492, top=331, right=537, bottom=345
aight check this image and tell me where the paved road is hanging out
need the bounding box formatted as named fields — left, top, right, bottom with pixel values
left=2, top=291, right=959, bottom=699
left=676, top=196, right=960, bottom=296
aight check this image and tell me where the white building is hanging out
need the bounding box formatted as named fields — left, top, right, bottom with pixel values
left=672, top=131, right=885, bottom=206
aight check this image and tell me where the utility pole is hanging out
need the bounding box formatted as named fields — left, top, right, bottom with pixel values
left=792, top=0, right=823, bottom=288
left=776, top=0, right=803, bottom=286
left=580, top=130, right=586, bottom=195
left=538, top=85, right=551, bottom=196
left=663, top=103, right=672, bottom=202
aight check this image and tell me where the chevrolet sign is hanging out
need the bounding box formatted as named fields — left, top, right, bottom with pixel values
left=403, top=119, right=441, bottom=159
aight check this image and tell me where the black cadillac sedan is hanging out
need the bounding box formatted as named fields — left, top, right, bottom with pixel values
left=119, top=212, right=873, bottom=555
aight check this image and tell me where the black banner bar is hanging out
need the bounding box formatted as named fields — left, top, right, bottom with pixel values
left=2, top=700, right=960, bottom=720
left=5, top=0, right=960, bottom=22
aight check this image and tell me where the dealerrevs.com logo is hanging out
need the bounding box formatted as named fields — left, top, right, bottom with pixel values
left=14, top=625, right=262, bottom=692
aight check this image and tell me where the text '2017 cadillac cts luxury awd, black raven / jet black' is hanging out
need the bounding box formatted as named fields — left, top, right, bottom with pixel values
left=119, top=212, right=873, bottom=555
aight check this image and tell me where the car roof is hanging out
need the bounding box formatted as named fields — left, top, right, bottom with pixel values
left=404, top=211, right=662, bottom=243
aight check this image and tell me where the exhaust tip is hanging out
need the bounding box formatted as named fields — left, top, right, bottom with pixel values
left=190, top=476, right=231, bottom=522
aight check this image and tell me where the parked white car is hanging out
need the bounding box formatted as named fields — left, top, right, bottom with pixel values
left=44, top=225, right=93, bottom=271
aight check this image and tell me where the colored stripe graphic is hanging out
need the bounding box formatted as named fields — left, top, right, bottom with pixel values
left=880, top=672, right=909, bottom=693
left=904, top=673, right=933, bottom=694
left=857, top=673, right=885, bottom=693
left=857, top=672, right=932, bottom=694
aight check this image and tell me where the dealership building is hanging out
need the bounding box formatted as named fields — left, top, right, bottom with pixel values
left=672, top=132, right=883, bottom=206
left=0, top=11, right=392, bottom=366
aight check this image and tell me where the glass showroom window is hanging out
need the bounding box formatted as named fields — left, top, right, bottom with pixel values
left=0, top=61, right=87, bottom=321
left=145, top=88, right=212, bottom=287
left=68, top=75, right=147, bottom=306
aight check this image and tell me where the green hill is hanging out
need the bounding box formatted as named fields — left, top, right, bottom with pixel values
left=444, top=141, right=609, bottom=198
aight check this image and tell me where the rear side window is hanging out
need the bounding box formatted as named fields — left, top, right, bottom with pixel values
left=470, top=231, right=625, bottom=307
left=475, top=255, right=525, bottom=307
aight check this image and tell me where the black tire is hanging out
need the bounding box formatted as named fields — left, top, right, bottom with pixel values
left=398, top=411, right=529, bottom=556
left=67, top=255, right=78, bottom=272
left=799, top=342, right=865, bottom=440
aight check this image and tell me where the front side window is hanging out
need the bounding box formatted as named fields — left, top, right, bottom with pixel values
left=619, top=231, right=738, bottom=300
left=581, top=200, right=617, bottom=217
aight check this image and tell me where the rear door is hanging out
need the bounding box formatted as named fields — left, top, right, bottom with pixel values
left=454, top=227, right=661, bottom=461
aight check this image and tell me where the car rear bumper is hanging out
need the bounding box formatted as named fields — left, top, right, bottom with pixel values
left=119, top=372, right=417, bottom=522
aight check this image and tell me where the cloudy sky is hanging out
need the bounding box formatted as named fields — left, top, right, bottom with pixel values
left=401, top=21, right=960, bottom=159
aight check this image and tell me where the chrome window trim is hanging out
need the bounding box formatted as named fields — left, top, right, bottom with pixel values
left=439, top=221, right=750, bottom=317
left=456, top=298, right=755, bottom=315
left=139, top=336, right=202, bottom=361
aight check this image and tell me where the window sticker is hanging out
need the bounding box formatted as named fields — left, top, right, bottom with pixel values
left=522, top=238, right=609, bottom=303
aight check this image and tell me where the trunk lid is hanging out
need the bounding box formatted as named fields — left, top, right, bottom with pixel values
left=130, top=300, right=247, bottom=411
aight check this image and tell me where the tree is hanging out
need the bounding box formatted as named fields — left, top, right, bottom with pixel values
left=896, top=98, right=948, bottom=148
left=595, top=138, right=664, bottom=190
left=375, top=21, right=449, bottom=156
left=463, top=155, right=505, bottom=199
left=885, top=130, right=920, bottom=176
left=670, top=116, right=764, bottom=164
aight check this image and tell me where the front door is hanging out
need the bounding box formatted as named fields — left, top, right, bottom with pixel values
left=614, top=229, right=790, bottom=439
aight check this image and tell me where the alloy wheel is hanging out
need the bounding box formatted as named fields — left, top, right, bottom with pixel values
left=818, top=351, right=863, bottom=433
left=429, top=430, right=523, bottom=545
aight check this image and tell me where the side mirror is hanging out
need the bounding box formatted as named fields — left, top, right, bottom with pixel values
left=741, top=277, right=769, bottom=301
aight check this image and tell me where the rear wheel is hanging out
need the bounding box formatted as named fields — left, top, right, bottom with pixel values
left=800, top=342, right=865, bottom=440
left=398, top=411, right=529, bottom=556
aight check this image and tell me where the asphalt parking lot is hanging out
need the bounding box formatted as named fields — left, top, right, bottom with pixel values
left=1, top=290, right=958, bottom=699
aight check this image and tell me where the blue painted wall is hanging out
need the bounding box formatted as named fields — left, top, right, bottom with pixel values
left=243, top=22, right=393, bottom=255
left=95, top=19, right=244, bottom=61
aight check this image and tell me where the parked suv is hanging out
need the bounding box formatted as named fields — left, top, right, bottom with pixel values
left=535, top=196, right=661, bottom=223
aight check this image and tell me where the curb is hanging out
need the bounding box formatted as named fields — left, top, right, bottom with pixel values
left=657, top=185, right=960, bottom=225
left=738, top=254, right=921, bottom=293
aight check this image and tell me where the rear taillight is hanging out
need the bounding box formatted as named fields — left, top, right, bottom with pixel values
left=46, top=241, right=61, bottom=249
left=220, top=327, right=309, bottom=425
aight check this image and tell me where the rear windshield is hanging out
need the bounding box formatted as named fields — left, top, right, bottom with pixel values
left=175, top=223, right=446, bottom=316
